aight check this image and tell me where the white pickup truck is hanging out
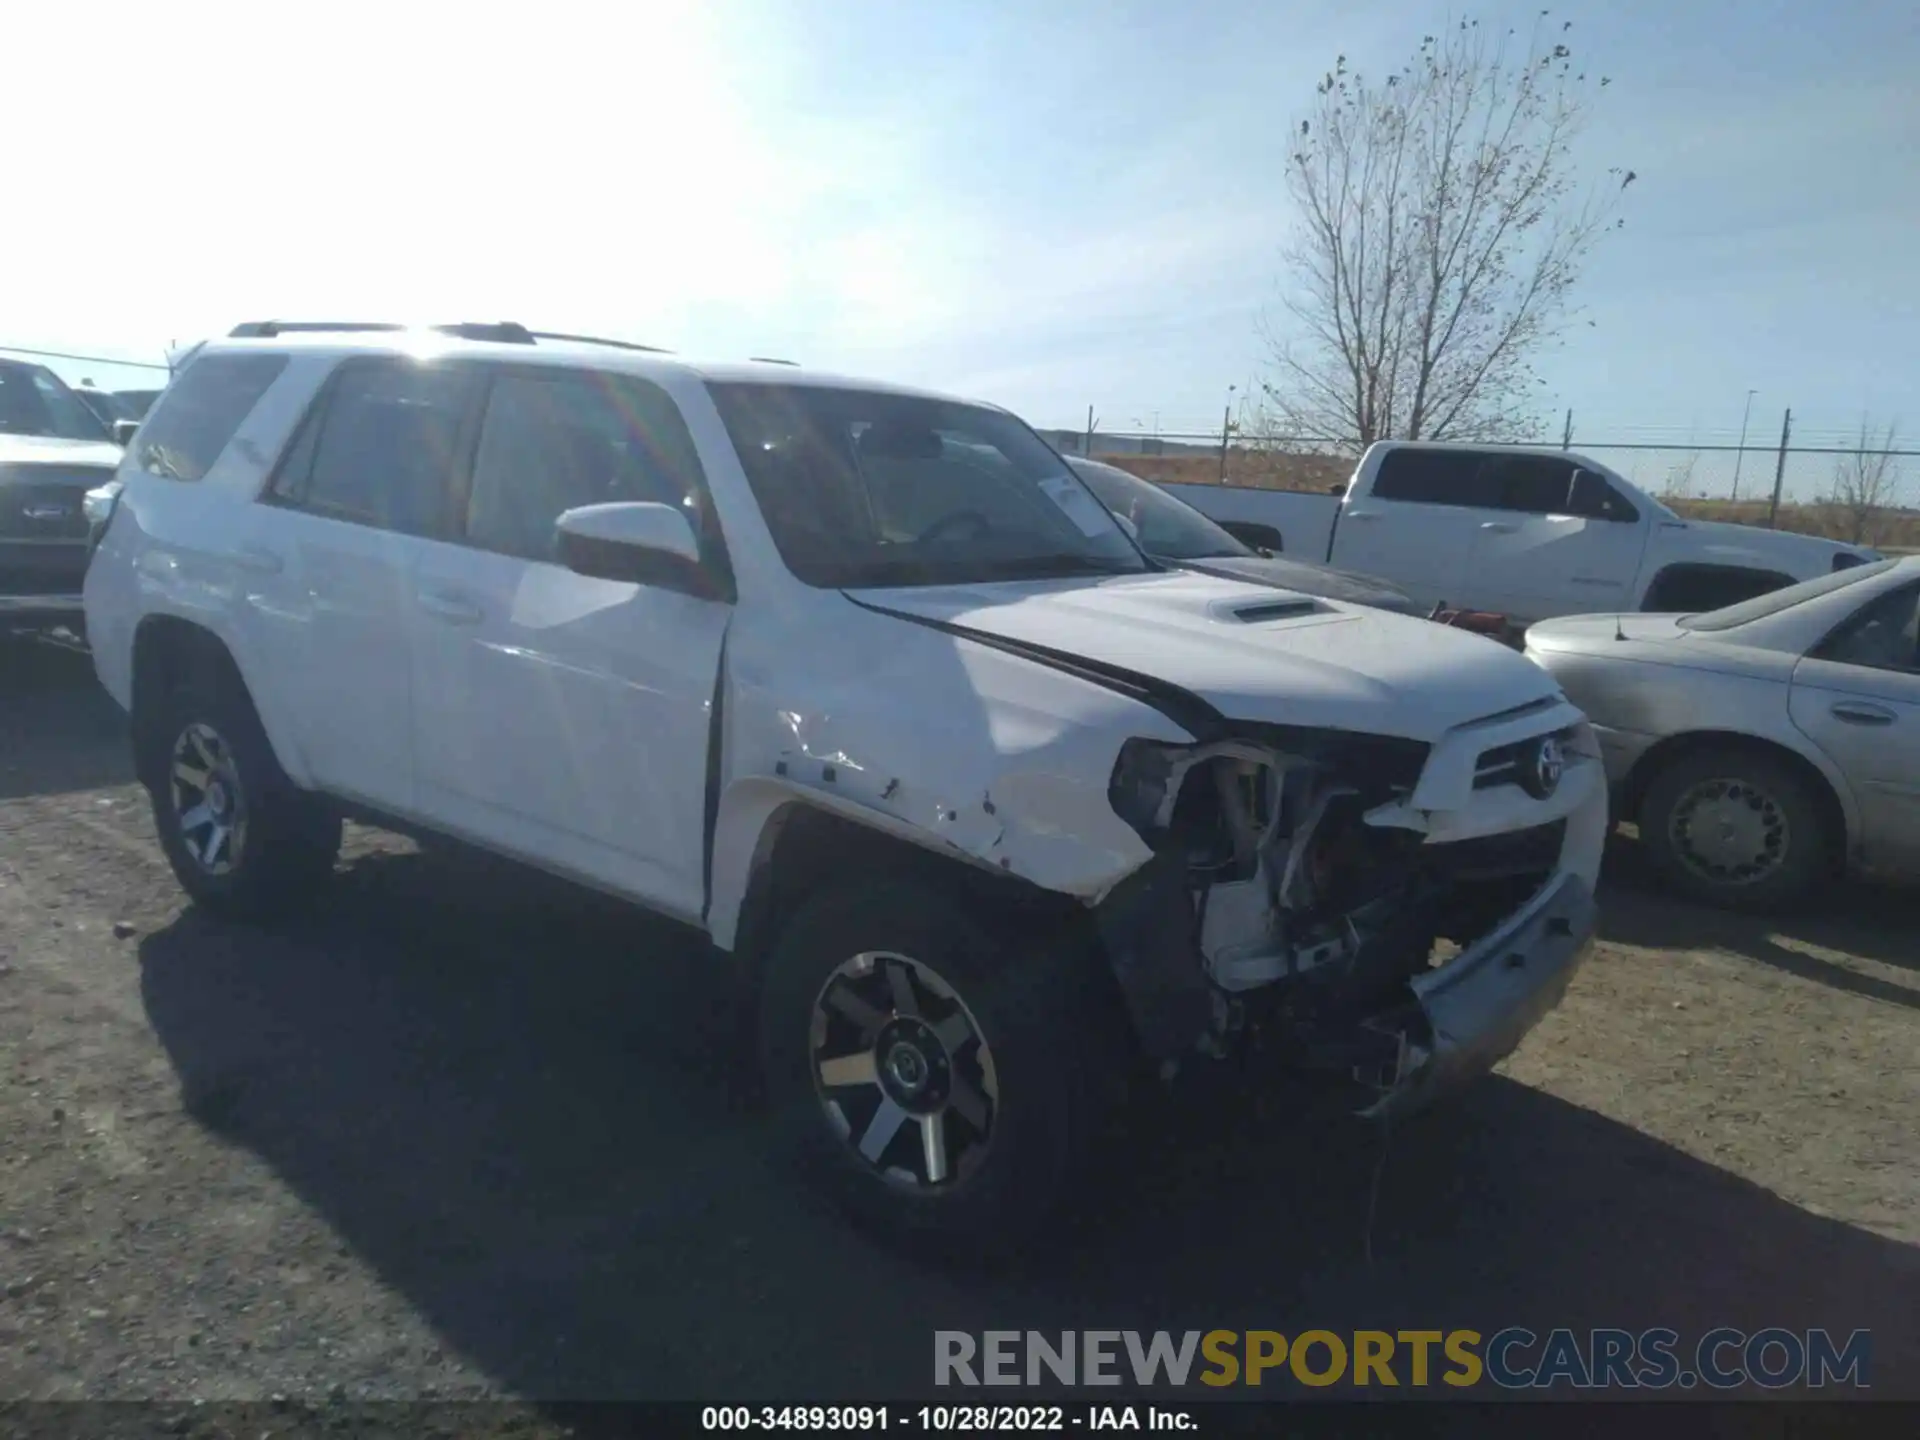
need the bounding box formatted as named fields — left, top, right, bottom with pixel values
left=1164, top=441, right=1879, bottom=623
left=84, top=327, right=1609, bottom=1254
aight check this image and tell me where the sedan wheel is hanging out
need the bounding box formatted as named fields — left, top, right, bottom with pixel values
left=1639, top=748, right=1832, bottom=912
left=1666, top=776, right=1788, bottom=888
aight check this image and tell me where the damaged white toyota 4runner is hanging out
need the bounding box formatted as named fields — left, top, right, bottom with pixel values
left=84, top=325, right=1606, bottom=1250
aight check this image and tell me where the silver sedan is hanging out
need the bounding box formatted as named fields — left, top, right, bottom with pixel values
left=1525, top=555, right=1920, bottom=910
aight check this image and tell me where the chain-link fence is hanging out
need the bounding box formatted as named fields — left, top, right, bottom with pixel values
left=1041, top=414, right=1920, bottom=552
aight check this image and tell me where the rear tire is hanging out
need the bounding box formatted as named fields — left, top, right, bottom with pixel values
left=758, top=878, right=1120, bottom=1259
left=1638, top=748, right=1834, bottom=912
left=145, top=676, right=342, bottom=921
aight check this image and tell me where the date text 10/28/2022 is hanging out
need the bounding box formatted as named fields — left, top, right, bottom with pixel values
left=702, top=1407, right=1194, bottom=1431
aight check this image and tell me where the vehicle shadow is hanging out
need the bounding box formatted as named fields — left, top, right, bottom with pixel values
left=0, top=634, right=131, bottom=801
left=1598, top=831, right=1920, bottom=1005
left=137, top=845, right=1920, bottom=1403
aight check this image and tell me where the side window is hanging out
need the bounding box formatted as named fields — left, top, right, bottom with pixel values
left=1568, top=468, right=1641, bottom=523
left=1371, top=450, right=1497, bottom=508
left=464, top=370, right=709, bottom=563
left=132, top=354, right=288, bottom=482
left=285, top=361, right=474, bottom=536
left=1482, top=455, right=1576, bottom=514
left=1818, top=584, right=1920, bottom=675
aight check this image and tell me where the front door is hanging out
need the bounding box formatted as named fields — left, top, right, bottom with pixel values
left=1789, top=579, right=1920, bottom=872
left=1338, top=448, right=1481, bottom=610
left=1466, top=458, right=1648, bottom=622
left=408, top=365, right=731, bottom=921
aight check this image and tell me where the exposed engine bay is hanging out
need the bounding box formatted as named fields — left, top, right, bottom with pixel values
left=1101, top=730, right=1568, bottom=1088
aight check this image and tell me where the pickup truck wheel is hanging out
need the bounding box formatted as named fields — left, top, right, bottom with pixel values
left=1638, top=749, right=1832, bottom=912
left=759, top=880, right=1112, bottom=1258
left=147, top=680, right=342, bottom=920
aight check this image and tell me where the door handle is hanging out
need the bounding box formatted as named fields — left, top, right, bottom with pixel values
left=1829, top=702, right=1896, bottom=726
left=1344, top=510, right=1378, bottom=521
left=226, top=547, right=284, bottom=575
left=1479, top=521, right=1517, bottom=533
left=417, top=589, right=483, bottom=625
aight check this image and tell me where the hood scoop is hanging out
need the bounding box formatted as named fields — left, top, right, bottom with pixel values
left=1222, top=597, right=1327, bottom=625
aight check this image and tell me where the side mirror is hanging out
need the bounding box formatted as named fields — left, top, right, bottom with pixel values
left=112, top=418, right=141, bottom=447
left=554, top=501, right=718, bottom=596
left=1218, top=520, right=1284, bottom=552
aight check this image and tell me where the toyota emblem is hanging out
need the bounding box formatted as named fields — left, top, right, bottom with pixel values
left=1521, top=735, right=1566, bottom=799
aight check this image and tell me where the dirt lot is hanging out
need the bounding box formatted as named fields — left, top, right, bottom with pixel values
left=3, top=635, right=1917, bottom=1412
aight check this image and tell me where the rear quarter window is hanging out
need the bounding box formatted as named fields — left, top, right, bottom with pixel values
left=131, top=353, right=289, bottom=482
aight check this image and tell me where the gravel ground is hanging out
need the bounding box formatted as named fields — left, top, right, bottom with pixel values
left=2, top=634, right=1916, bottom=1417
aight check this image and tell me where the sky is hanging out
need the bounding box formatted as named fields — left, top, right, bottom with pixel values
left=8, top=0, right=1917, bottom=482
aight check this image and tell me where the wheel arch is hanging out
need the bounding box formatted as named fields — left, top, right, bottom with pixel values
left=129, top=614, right=312, bottom=792
left=711, top=782, right=1097, bottom=973
left=1620, top=729, right=1857, bottom=863
left=1639, top=562, right=1798, bottom=613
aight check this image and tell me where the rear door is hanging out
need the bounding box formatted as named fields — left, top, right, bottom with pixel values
left=1789, top=579, right=1920, bottom=872
left=245, top=358, right=484, bottom=813
left=408, top=364, right=732, bottom=922
left=1465, top=457, right=1649, bottom=621
left=1331, top=448, right=1483, bottom=610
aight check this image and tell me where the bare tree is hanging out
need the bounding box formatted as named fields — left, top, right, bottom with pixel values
left=1261, top=13, right=1631, bottom=449
left=1828, top=416, right=1902, bottom=546
left=1659, top=453, right=1699, bottom=503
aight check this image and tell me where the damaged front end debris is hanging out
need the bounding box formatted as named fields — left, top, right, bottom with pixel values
left=1096, top=726, right=1594, bottom=1113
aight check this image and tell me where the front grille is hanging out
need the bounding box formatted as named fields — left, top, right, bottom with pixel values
left=0, top=468, right=108, bottom=540
left=1473, top=725, right=1575, bottom=791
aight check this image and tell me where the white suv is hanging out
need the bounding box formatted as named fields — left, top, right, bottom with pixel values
left=84, top=322, right=1608, bottom=1251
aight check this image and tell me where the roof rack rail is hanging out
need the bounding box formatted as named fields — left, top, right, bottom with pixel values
left=525, top=330, right=672, bottom=355
left=228, top=320, right=537, bottom=343
left=748, top=356, right=798, bottom=366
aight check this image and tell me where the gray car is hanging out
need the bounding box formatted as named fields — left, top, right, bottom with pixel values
left=1526, top=556, right=1920, bottom=910
left=1064, top=456, right=1429, bottom=616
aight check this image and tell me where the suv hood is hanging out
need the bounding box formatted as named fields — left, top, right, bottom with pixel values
left=1172, top=552, right=1425, bottom=616
left=851, top=570, right=1559, bottom=742
left=0, top=434, right=124, bottom=471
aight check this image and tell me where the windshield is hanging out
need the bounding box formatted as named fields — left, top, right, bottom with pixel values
left=707, top=382, right=1149, bottom=588
left=1067, top=457, right=1250, bottom=560
left=0, top=360, right=113, bottom=441
left=1678, top=558, right=1899, bottom=630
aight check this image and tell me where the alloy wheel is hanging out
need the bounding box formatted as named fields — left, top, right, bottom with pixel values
left=169, top=721, right=249, bottom=876
left=809, top=951, right=999, bottom=1189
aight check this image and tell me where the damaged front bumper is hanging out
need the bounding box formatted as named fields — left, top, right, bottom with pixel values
left=1359, top=869, right=1597, bottom=1120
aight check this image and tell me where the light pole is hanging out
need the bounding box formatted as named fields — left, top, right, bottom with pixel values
left=1730, top=389, right=1757, bottom=501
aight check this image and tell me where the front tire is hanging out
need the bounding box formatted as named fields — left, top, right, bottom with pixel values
left=146, top=677, right=342, bottom=920
left=1638, top=748, right=1834, bottom=912
left=758, top=879, right=1119, bottom=1258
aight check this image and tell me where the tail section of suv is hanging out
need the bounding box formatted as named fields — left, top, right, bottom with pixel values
left=85, top=323, right=1606, bottom=1254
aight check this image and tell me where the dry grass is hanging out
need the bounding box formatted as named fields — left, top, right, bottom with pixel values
left=1097, top=451, right=1920, bottom=550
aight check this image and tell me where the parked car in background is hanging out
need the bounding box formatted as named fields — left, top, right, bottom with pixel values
left=114, top=388, right=164, bottom=420
left=1159, top=441, right=1878, bottom=624
left=1064, top=456, right=1428, bottom=616
left=85, top=319, right=1608, bottom=1251
left=72, top=382, right=136, bottom=430
left=1526, top=557, right=1920, bottom=910
left=1069, top=455, right=1525, bottom=644
left=1, top=358, right=123, bottom=634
